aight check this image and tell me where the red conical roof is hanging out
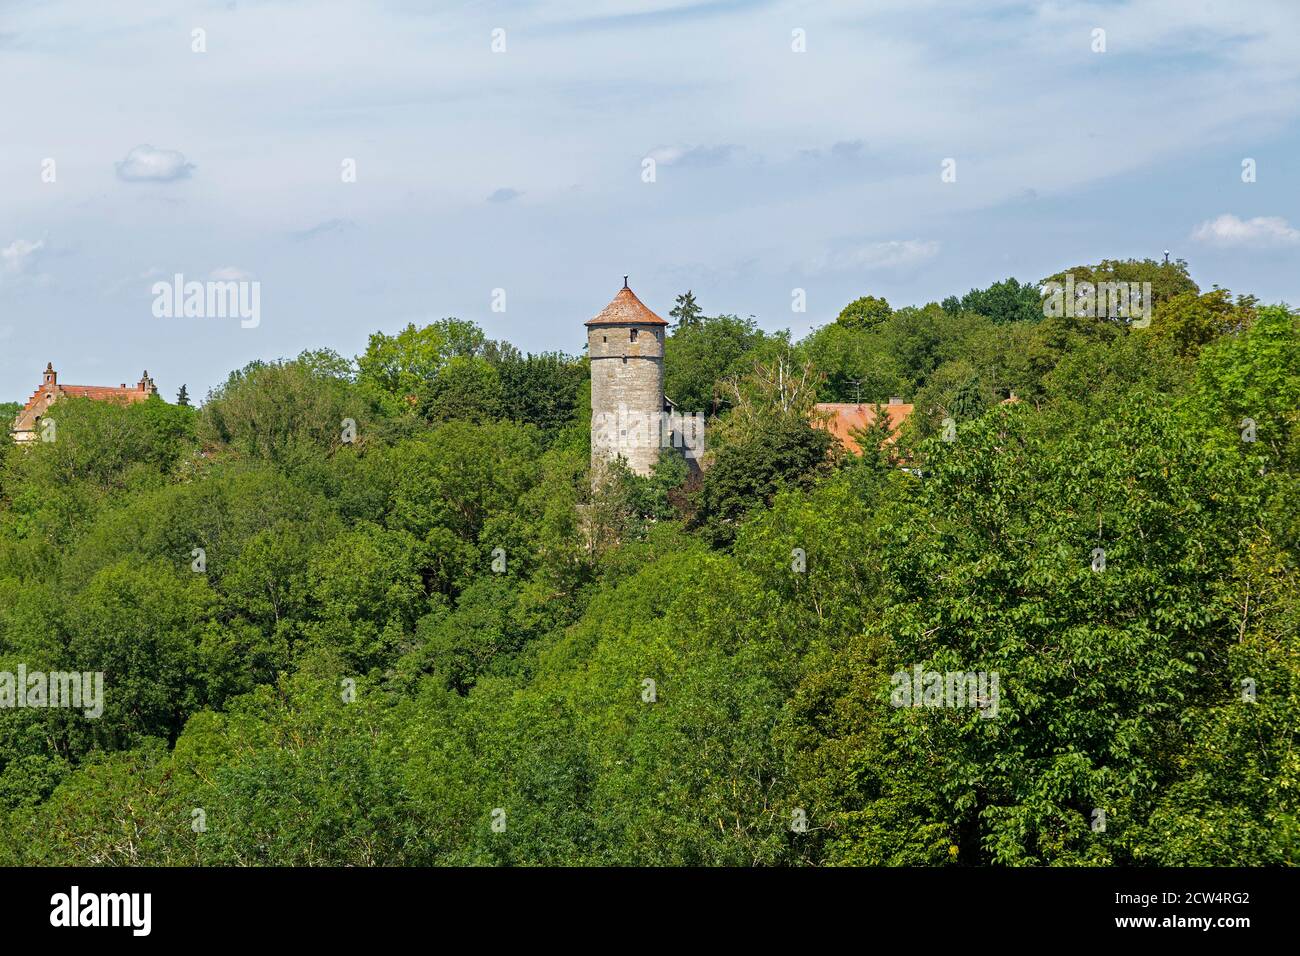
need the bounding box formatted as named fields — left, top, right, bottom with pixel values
left=586, top=284, right=668, bottom=327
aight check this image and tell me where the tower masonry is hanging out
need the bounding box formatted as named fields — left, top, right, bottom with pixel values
left=587, top=279, right=669, bottom=476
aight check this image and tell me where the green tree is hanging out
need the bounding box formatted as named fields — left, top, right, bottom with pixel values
left=200, top=360, right=365, bottom=466
left=356, top=319, right=486, bottom=405
left=836, top=295, right=892, bottom=332
left=790, top=401, right=1267, bottom=865
left=417, top=356, right=505, bottom=424
left=663, top=314, right=772, bottom=414
left=1150, top=287, right=1256, bottom=357
left=951, top=277, right=1042, bottom=324
left=669, top=290, right=703, bottom=328
left=1042, top=257, right=1199, bottom=317
left=694, top=415, right=833, bottom=547
left=491, top=351, right=586, bottom=439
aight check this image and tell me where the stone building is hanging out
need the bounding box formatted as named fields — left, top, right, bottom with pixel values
left=10, top=363, right=158, bottom=443
left=586, top=279, right=671, bottom=477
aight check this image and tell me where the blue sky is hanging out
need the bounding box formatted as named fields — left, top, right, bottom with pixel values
left=3, top=0, right=1299, bottom=402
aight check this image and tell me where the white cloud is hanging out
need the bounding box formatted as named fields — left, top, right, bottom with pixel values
left=647, top=145, right=687, bottom=166
left=799, top=141, right=867, bottom=162
left=209, top=266, right=254, bottom=281
left=1191, top=214, right=1300, bottom=248
left=4, top=0, right=1300, bottom=397
left=291, top=219, right=358, bottom=242
left=646, top=144, right=739, bottom=168
left=1, top=238, right=44, bottom=275
left=807, top=239, right=941, bottom=274
left=114, top=144, right=195, bottom=182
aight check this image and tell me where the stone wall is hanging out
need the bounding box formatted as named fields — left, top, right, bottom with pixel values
left=589, top=323, right=665, bottom=476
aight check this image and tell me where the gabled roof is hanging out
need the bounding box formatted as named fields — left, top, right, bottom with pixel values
left=585, top=284, right=668, bottom=327
left=11, top=365, right=158, bottom=437
left=53, top=385, right=155, bottom=403
left=814, top=402, right=914, bottom=454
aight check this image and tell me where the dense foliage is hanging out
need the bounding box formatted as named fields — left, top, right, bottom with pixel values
left=1, top=262, right=1296, bottom=865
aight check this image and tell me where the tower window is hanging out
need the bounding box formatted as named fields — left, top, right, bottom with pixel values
left=602, top=335, right=607, bottom=343
left=630, top=329, right=639, bottom=342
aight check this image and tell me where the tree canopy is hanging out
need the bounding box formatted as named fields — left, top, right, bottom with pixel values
left=2, top=272, right=1297, bottom=867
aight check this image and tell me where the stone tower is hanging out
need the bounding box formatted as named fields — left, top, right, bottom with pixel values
left=587, top=278, right=668, bottom=476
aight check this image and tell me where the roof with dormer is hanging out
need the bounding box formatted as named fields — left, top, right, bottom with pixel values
left=586, top=284, right=668, bottom=327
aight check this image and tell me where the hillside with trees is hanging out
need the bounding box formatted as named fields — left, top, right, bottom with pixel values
left=1, top=259, right=1296, bottom=866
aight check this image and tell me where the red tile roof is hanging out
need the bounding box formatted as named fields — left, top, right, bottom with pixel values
left=814, top=402, right=913, bottom=453
left=53, top=385, right=154, bottom=403
left=586, top=284, right=668, bottom=327
left=11, top=364, right=158, bottom=438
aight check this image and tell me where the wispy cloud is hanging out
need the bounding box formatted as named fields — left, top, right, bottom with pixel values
left=1, top=238, right=45, bottom=276
left=487, top=187, right=522, bottom=203
left=1, top=239, right=51, bottom=289
left=291, top=219, right=359, bottom=242
left=806, top=239, right=941, bottom=274
left=4, top=0, right=1300, bottom=400
left=115, top=145, right=195, bottom=183
left=1191, top=214, right=1300, bottom=248
left=550, top=0, right=772, bottom=31
left=209, top=266, right=255, bottom=281
left=800, top=140, right=867, bottom=162
left=646, top=144, right=741, bottom=168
